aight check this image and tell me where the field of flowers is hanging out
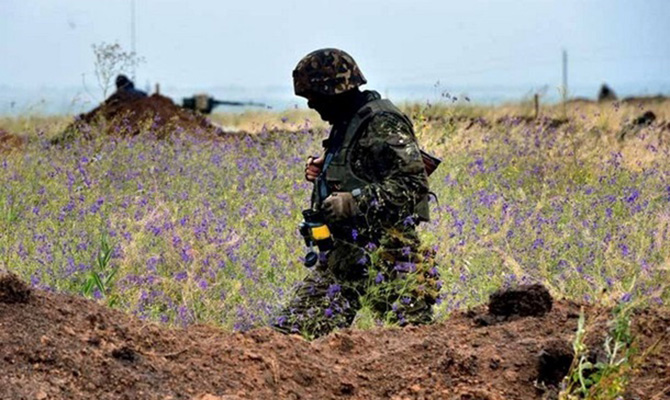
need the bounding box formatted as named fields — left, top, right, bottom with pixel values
left=1, top=100, right=669, bottom=331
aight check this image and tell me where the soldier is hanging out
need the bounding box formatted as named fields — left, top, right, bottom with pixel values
left=597, top=83, right=617, bottom=102
left=273, top=48, right=440, bottom=339
left=112, top=74, right=147, bottom=100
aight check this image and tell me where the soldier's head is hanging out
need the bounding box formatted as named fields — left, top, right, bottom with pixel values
left=293, top=48, right=367, bottom=123
left=115, top=74, right=133, bottom=90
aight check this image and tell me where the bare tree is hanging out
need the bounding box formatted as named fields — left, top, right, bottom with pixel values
left=92, top=42, right=143, bottom=98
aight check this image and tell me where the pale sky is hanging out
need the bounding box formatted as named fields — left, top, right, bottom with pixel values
left=1, top=0, right=669, bottom=108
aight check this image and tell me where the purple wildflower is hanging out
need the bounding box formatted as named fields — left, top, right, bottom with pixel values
left=326, top=284, right=341, bottom=298
left=620, top=244, right=630, bottom=257
left=625, top=188, right=639, bottom=204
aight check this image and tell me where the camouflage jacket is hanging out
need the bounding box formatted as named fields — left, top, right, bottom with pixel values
left=318, top=91, right=429, bottom=242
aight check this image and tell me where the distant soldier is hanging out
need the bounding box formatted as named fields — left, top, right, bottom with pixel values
left=273, top=48, right=440, bottom=339
left=598, top=83, right=617, bottom=102
left=112, top=74, right=147, bottom=101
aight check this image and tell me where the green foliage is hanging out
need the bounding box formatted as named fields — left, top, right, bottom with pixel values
left=1, top=194, right=21, bottom=270
left=560, top=303, right=638, bottom=399
left=82, top=232, right=118, bottom=307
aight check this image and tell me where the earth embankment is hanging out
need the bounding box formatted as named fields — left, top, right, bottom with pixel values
left=1, top=276, right=669, bottom=399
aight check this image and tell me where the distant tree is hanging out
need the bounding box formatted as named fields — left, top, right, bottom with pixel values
left=92, top=42, right=143, bottom=98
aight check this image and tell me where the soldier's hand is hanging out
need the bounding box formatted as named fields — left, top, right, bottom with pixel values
left=305, top=156, right=324, bottom=182
left=322, top=192, right=358, bottom=222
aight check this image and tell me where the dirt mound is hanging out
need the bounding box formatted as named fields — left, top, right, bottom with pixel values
left=0, top=273, right=31, bottom=304
left=621, top=94, right=670, bottom=104
left=489, top=284, right=553, bottom=318
left=1, top=282, right=669, bottom=399
left=566, top=97, right=596, bottom=105
left=632, top=110, right=657, bottom=126
left=472, top=284, right=553, bottom=327
left=0, top=128, right=25, bottom=153
left=618, top=110, right=670, bottom=141
left=58, top=93, right=224, bottom=142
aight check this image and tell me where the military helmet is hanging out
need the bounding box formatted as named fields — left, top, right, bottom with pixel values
left=292, top=48, right=367, bottom=97
left=115, top=74, right=132, bottom=89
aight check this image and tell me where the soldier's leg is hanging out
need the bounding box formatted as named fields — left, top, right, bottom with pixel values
left=272, top=267, right=362, bottom=339
left=367, top=274, right=438, bottom=326
left=367, top=230, right=440, bottom=326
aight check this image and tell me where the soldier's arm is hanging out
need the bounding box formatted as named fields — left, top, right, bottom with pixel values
left=352, top=112, right=429, bottom=224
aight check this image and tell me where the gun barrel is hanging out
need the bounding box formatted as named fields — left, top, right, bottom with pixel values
left=211, top=99, right=269, bottom=108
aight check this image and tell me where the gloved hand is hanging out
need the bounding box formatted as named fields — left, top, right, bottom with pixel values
left=305, top=156, right=324, bottom=182
left=322, top=192, right=358, bottom=222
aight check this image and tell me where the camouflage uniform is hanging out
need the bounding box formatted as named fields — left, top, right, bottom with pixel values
left=274, top=50, right=439, bottom=339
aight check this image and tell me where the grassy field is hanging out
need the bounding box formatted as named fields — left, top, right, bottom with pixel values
left=1, top=99, right=669, bottom=331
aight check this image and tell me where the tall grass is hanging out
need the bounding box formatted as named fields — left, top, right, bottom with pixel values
left=1, top=100, right=669, bottom=330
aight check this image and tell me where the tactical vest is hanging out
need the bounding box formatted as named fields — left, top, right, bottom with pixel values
left=322, top=98, right=430, bottom=222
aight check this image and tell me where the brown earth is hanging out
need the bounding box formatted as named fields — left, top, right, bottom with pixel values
left=57, top=92, right=226, bottom=142
left=1, top=275, right=669, bottom=400
left=566, top=95, right=670, bottom=105
left=621, top=95, right=670, bottom=105
left=0, top=128, right=25, bottom=153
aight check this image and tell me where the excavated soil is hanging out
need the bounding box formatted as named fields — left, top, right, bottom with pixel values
left=1, top=276, right=669, bottom=400
left=489, top=284, right=553, bottom=318
left=0, top=128, right=25, bottom=153
left=622, top=95, right=670, bottom=105
left=59, top=93, right=225, bottom=142
left=0, top=274, right=32, bottom=304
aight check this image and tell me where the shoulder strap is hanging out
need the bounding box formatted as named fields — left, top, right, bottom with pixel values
left=344, top=98, right=412, bottom=147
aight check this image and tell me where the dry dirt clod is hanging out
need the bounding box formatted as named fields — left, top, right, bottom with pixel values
left=488, top=284, right=553, bottom=318
left=111, top=345, right=138, bottom=363
left=0, top=273, right=31, bottom=304
left=452, top=387, right=503, bottom=400
left=633, top=111, right=656, bottom=126
left=193, top=395, right=243, bottom=400
left=87, top=335, right=101, bottom=347
left=0, top=128, right=25, bottom=153
left=337, top=382, right=356, bottom=396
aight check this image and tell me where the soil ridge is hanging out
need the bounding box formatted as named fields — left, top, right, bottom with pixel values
left=1, top=281, right=668, bottom=399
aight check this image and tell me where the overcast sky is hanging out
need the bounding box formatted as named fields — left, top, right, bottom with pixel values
left=1, top=0, right=669, bottom=99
